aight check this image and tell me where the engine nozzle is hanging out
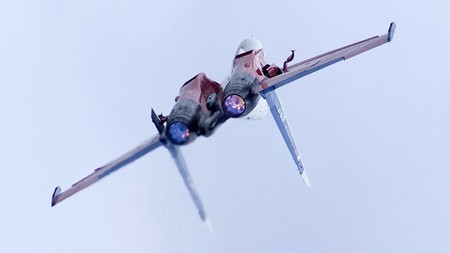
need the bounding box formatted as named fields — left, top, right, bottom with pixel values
left=223, top=94, right=246, bottom=118
left=166, top=122, right=190, bottom=145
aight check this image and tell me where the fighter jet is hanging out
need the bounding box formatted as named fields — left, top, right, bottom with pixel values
left=52, top=22, right=396, bottom=224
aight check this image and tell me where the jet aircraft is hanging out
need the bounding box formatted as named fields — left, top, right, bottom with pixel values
left=52, top=22, right=396, bottom=224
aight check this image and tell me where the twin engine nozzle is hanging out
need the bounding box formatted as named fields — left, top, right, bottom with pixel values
left=166, top=73, right=260, bottom=145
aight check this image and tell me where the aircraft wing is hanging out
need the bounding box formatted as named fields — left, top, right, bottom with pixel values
left=258, top=22, right=396, bottom=94
left=52, top=135, right=163, bottom=206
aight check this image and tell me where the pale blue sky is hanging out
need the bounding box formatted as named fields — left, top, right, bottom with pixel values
left=1, top=1, right=449, bottom=252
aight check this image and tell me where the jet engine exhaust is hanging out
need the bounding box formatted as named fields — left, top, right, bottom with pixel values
left=223, top=94, right=246, bottom=117
left=167, top=122, right=190, bottom=145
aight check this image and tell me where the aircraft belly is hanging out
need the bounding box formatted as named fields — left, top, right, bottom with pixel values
left=242, top=97, right=268, bottom=120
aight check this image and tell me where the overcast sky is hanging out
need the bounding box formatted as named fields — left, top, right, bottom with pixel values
left=1, top=0, right=450, bottom=252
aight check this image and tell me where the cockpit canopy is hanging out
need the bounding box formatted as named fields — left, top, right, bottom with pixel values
left=235, top=38, right=262, bottom=56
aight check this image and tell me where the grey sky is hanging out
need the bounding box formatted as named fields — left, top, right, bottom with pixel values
left=1, top=0, right=449, bottom=252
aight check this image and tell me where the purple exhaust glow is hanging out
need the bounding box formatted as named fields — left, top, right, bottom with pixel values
left=167, top=122, right=190, bottom=145
left=223, top=95, right=246, bottom=117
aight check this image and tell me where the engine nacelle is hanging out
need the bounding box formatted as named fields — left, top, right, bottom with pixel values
left=166, top=73, right=223, bottom=145
left=166, top=99, right=200, bottom=145
left=222, top=72, right=260, bottom=118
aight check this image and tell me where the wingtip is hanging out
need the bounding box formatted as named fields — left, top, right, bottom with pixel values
left=301, top=171, right=311, bottom=187
left=388, top=22, right=396, bottom=42
left=51, top=186, right=62, bottom=207
left=204, top=218, right=215, bottom=234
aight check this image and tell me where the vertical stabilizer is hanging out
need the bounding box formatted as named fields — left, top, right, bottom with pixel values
left=151, top=108, right=165, bottom=134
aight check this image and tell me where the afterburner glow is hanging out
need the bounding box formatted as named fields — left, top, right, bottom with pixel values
left=167, top=122, right=190, bottom=145
left=223, top=94, right=246, bottom=117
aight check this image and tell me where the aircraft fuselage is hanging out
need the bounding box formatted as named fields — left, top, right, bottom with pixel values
left=165, top=38, right=271, bottom=145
